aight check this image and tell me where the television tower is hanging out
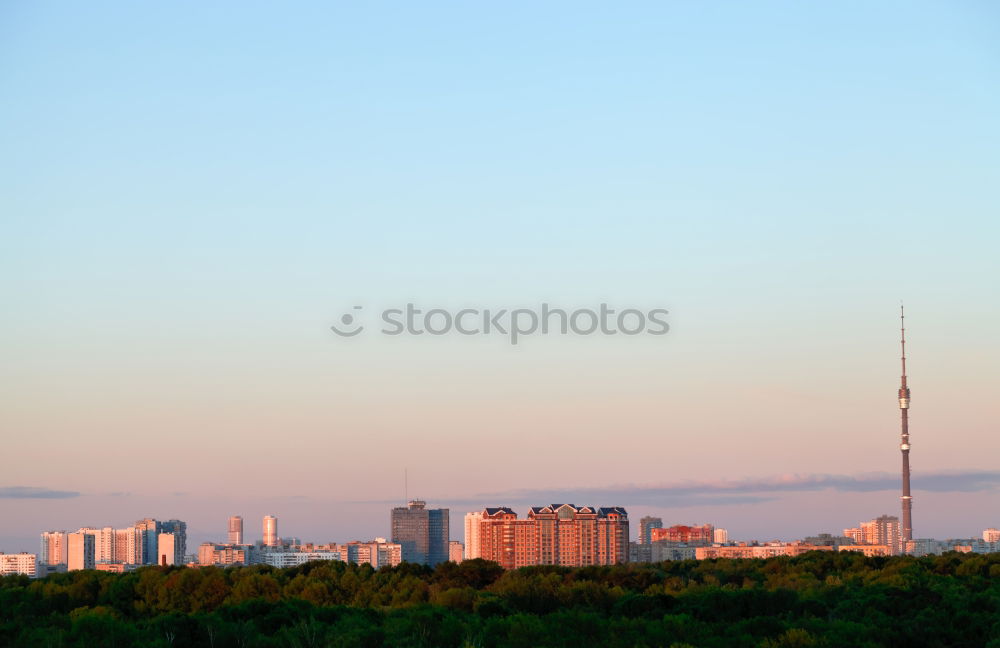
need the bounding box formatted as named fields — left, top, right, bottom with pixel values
left=898, top=305, right=913, bottom=544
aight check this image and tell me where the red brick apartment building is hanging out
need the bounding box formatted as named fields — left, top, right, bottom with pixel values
left=477, top=504, right=628, bottom=568
left=650, top=524, right=714, bottom=545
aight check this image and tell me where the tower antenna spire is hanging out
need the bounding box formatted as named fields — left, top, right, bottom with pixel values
left=898, top=304, right=913, bottom=549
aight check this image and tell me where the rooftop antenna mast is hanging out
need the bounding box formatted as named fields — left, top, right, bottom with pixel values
left=898, top=304, right=913, bottom=545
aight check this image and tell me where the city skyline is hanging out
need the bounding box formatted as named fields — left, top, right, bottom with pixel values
left=7, top=504, right=999, bottom=580
left=4, top=467, right=1000, bottom=555
left=8, top=471, right=1000, bottom=557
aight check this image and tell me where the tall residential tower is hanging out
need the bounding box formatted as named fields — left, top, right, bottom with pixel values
left=263, top=515, right=278, bottom=546
left=228, top=516, right=244, bottom=544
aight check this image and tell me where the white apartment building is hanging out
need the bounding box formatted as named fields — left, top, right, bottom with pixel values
left=67, top=532, right=95, bottom=571
left=158, top=533, right=178, bottom=566
left=0, top=552, right=38, bottom=577
left=77, top=527, right=115, bottom=563
left=40, top=531, right=68, bottom=565
left=464, top=511, right=483, bottom=560
left=263, top=551, right=343, bottom=568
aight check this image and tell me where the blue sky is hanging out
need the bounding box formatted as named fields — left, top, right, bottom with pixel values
left=1, top=2, right=998, bottom=550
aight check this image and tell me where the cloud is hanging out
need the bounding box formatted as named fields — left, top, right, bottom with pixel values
left=460, top=469, right=1000, bottom=507
left=341, top=469, right=1000, bottom=509
left=0, top=486, right=80, bottom=499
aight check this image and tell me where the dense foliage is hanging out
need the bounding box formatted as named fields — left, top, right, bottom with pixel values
left=2, top=552, right=999, bottom=647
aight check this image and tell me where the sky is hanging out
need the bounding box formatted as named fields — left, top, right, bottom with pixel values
left=1, top=1, right=999, bottom=553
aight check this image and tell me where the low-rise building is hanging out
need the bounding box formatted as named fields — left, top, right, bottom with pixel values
left=696, top=543, right=834, bottom=560
left=651, top=524, right=714, bottom=546
left=0, top=552, right=38, bottom=578
left=95, top=563, right=135, bottom=573
left=951, top=539, right=1000, bottom=554
left=629, top=542, right=697, bottom=562
left=838, top=544, right=891, bottom=557
left=904, top=539, right=951, bottom=556
left=198, top=543, right=250, bottom=566
left=263, top=551, right=343, bottom=568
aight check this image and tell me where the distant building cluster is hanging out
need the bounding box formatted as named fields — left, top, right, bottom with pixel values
left=198, top=514, right=406, bottom=570
left=844, top=515, right=901, bottom=554
left=32, top=518, right=188, bottom=578
left=626, top=514, right=1000, bottom=564
left=5, top=506, right=998, bottom=579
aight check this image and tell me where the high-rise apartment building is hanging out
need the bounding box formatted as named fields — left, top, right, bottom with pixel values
left=113, top=527, right=144, bottom=565
left=134, top=518, right=161, bottom=565
left=464, top=511, right=483, bottom=559
left=713, top=528, right=729, bottom=544
left=40, top=531, right=68, bottom=565
left=477, top=504, right=629, bottom=569
left=983, top=528, right=1000, bottom=543
left=263, top=515, right=279, bottom=547
left=649, top=524, right=715, bottom=546
left=638, top=516, right=663, bottom=544
left=0, top=553, right=37, bottom=578
left=228, top=516, right=244, bottom=544
left=158, top=533, right=179, bottom=566
left=77, top=527, right=115, bottom=563
left=160, top=520, right=187, bottom=561
left=391, top=500, right=449, bottom=566
left=67, top=532, right=95, bottom=571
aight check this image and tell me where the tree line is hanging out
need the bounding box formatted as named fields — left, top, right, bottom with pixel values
left=1, top=552, right=998, bottom=647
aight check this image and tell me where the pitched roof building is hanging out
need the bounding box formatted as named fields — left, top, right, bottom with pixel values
left=477, top=504, right=628, bottom=568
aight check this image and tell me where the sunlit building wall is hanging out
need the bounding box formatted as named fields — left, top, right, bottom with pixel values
left=228, top=516, right=244, bottom=545
left=464, top=511, right=483, bottom=559
left=263, top=515, right=279, bottom=547
left=40, top=531, right=68, bottom=566
left=67, top=532, right=95, bottom=571
left=0, top=553, right=38, bottom=577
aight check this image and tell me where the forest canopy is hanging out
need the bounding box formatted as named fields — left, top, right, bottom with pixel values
left=2, top=552, right=999, bottom=647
